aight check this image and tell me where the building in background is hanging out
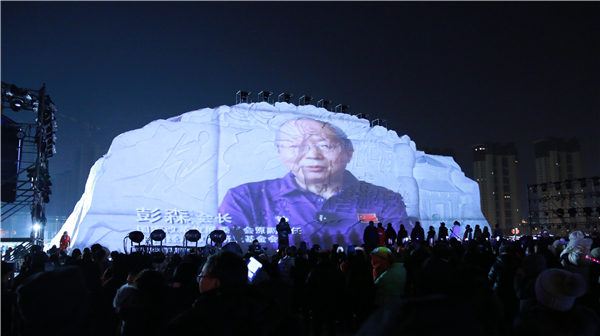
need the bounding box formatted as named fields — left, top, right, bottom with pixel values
left=529, top=138, right=592, bottom=235
left=473, top=142, right=522, bottom=235
left=534, top=137, right=583, bottom=184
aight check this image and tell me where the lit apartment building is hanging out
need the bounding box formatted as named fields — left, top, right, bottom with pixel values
left=473, top=142, right=521, bottom=235
left=534, top=137, right=583, bottom=184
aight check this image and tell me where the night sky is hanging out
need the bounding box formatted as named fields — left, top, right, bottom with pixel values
left=2, top=2, right=599, bottom=217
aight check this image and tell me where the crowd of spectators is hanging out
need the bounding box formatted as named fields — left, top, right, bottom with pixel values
left=2, top=221, right=600, bottom=336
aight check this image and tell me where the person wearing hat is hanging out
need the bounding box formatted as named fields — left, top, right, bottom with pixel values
left=370, top=247, right=406, bottom=307
left=513, top=268, right=600, bottom=336
left=560, top=231, right=593, bottom=293
left=589, top=247, right=600, bottom=296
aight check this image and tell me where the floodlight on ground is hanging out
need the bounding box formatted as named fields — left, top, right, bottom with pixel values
left=150, top=229, right=166, bottom=242
left=208, top=230, right=227, bottom=249
left=128, top=231, right=145, bottom=244
left=185, top=229, right=201, bottom=242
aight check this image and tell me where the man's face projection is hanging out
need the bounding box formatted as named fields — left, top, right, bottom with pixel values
left=276, top=119, right=353, bottom=183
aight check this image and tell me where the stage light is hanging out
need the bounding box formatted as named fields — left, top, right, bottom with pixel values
left=592, top=177, right=600, bottom=187
left=335, top=104, right=350, bottom=114
left=236, top=90, right=251, bottom=104
left=278, top=93, right=293, bottom=103
left=371, top=119, right=388, bottom=128
left=208, top=230, right=227, bottom=248
left=530, top=185, right=538, bottom=193
left=557, top=225, right=562, bottom=230
left=584, top=207, right=593, bottom=216
left=578, top=178, right=587, bottom=188
left=32, top=224, right=41, bottom=232
left=540, top=183, right=547, bottom=192
left=356, top=113, right=370, bottom=120
left=556, top=208, right=564, bottom=218
left=185, top=229, right=201, bottom=242
left=150, top=229, right=166, bottom=242
left=565, top=180, right=572, bottom=189
left=258, top=91, right=272, bottom=103
left=316, top=99, right=332, bottom=110
left=10, top=99, right=24, bottom=112
left=568, top=208, right=577, bottom=217
left=128, top=231, right=145, bottom=244
left=299, top=95, right=313, bottom=106
left=553, top=182, right=562, bottom=190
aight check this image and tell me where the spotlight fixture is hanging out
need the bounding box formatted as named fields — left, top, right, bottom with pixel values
left=557, top=225, right=562, bottom=230
left=531, top=185, right=538, bottom=193
left=334, top=104, right=350, bottom=114
left=150, top=229, right=166, bottom=242
left=592, top=177, right=600, bottom=187
left=356, top=113, right=370, bottom=120
left=568, top=208, right=577, bottom=217
left=556, top=208, right=564, bottom=218
left=258, top=91, right=272, bottom=103
left=278, top=93, right=293, bottom=103
left=10, top=99, right=23, bottom=112
left=209, top=230, right=227, bottom=248
left=578, top=178, right=587, bottom=188
left=371, top=119, right=388, bottom=128
left=236, top=90, right=251, bottom=104
left=584, top=207, right=593, bottom=217
left=553, top=182, right=562, bottom=190
left=128, top=231, right=145, bottom=244
left=564, top=180, right=572, bottom=189
left=299, top=95, right=313, bottom=106
left=540, top=183, right=547, bottom=192
left=316, top=99, right=332, bottom=110
left=185, top=229, right=201, bottom=243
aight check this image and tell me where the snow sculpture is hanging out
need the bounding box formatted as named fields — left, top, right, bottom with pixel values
left=50, top=102, right=489, bottom=251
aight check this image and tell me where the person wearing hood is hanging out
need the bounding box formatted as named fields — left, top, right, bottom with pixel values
left=397, top=224, right=408, bottom=244
left=560, top=231, right=593, bottom=293
left=513, top=269, right=600, bottom=336
left=370, top=247, right=406, bottom=307
left=410, top=221, right=425, bottom=242
left=437, top=222, right=448, bottom=242
left=385, top=223, right=397, bottom=247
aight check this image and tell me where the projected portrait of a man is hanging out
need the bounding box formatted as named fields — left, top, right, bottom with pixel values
left=218, top=117, right=407, bottom=245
